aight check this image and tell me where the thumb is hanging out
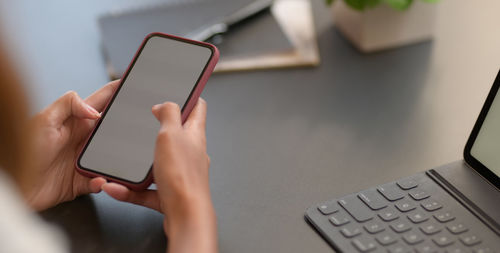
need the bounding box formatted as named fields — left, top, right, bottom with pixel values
left=102, top=183, right=162, bottom=212
left=72, top=174, right=106, bottom=196
left=43, top=91, right=101, bottom=126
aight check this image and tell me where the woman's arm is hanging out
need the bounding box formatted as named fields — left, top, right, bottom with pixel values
left=153, top=100, right=217, bottom=253
left=165, top=194, right=217, bottom=253
left=103, top=99, right=217, bottom=253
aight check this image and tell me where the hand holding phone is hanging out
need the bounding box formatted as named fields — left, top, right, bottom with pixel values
left=24, top=81, right=119, bottom=211
left=76, top=33, right=219, bottom=190
left=101, top=99, right=212, bottom=210
left=103, top=98, right=218, bottom=253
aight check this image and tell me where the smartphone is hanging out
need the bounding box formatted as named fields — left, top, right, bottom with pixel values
left=76, top=33, right=219, bottom=190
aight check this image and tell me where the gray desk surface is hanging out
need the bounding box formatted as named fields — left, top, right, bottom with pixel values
left=1, top=0, right=500, bottom=252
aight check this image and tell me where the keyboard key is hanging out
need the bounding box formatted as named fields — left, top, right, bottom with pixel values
left=340, top=226, right=362, bottom=238
left=433, top=232, right=455, bottom=247
left=375, top=231, right=398, bottom=245
left=409, top=189, right=430, bottom=200
left=408, top=212, right=429, bottom=223
left=402, top=230, right=424, bottom=245
left=396, top=178, right=418, bottom=190
left=390, top=220, right=412, bottom=233
left=352, top=236, right=377, bottom=252
left=446, top=222, right=468, bottom=234
left=329, top=213, right=350, bottom=226
left=378, top=183, right=406, bottom=201
left=446, top=245, right=468, bottom=253
left=420, top=199, right=442, bottom=211
left=415, top=244, right=438, bottom=253
left=395, top=200, right=416, bottom=212
left=317, top=201, right=339, bottom=215
left=364, top=221, right=385, bottom=234
left=358, top=189, right=388, bottom=210
left=459, top=233, right=481, bottom=246
left=433, top=211, right=455, bottom=223
left=338, top=195, right=374, bottom=222
left=388, top=242, right=412, bottom=253
left=419, top=222, right=441, bottom=235
left=378, top=207, right=399, bottom=222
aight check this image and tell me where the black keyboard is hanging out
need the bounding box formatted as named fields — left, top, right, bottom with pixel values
left=305, top=172, right=499, bottom=253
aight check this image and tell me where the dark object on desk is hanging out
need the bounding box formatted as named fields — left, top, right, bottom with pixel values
left=206, top=8, right=292, bottom=58
left=305, top=71, right=500, bottom=252
left=98, top=0, right=283, bottom=79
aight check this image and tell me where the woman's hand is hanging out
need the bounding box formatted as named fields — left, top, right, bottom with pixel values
left=24, top=80, right=119, bottom=211
left=102, top=98, right=217, bottom=253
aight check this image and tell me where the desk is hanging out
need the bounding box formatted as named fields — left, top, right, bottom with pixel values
left=1, top=0, right=500, bottom=252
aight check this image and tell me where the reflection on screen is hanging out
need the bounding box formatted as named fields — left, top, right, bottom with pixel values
left=80, top=36, right=212, bottom=183
left=471, top=88, right=500, bottom=178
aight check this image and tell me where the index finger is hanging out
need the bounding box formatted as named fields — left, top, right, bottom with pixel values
left=85, top=80, right=120, bottom=112
left=152, top=102, right=182, bottom=130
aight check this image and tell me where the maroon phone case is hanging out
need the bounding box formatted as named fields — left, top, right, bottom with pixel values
left=76, top=32, right=219, bottom=190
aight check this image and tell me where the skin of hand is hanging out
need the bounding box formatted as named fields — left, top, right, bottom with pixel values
left=23, top=80, right=119, bottom=211
left=102, top=98, right=217, bottom=253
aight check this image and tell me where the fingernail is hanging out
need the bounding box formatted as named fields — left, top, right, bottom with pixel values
left=152, top=104, right=162, bottom=111
left=86, top=104, right=101, bottom=117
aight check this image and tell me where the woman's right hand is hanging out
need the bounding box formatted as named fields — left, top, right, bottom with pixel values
left=102, top=98, right=217, bottom=253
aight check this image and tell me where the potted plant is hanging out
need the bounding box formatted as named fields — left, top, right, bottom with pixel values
left=327, top=0, right=440, bottom=52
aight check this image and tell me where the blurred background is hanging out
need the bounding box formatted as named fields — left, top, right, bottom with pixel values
left=0, top=0, right=499, bottom=252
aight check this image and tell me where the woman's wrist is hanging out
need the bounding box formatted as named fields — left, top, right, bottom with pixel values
left=163, top=204, right=218, bottom=253
left=165, top=203, right=216, bottom=232
left=164, top=192, right=215, bottom=226
left=163, top=191, right=216, bottom=232
left=163, top=196, right=218, bottom=253
left=22, top=181, right=43, bottom=211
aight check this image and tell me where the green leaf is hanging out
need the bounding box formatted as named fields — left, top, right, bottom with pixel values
left=384, top=0, right=413, bottom=10
left=344, top=0, right=366, bottom=10
left=365, top=0, right=382, bottom=8
left=325, top=0, right=335, bottom=5
left=341, top=0, right=384, bottom=11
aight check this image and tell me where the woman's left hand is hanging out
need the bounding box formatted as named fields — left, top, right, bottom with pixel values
left=24, top=80, right=119, bottom=211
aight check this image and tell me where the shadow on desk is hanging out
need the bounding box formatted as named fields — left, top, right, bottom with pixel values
left=40, top=195, right=166, bottom=253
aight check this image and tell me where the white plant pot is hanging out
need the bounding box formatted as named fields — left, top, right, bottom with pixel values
left=331, top=0, right=437, bottom=52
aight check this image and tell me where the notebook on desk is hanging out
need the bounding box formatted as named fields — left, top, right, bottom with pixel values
left=98, top=0, right=296, bottom=78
